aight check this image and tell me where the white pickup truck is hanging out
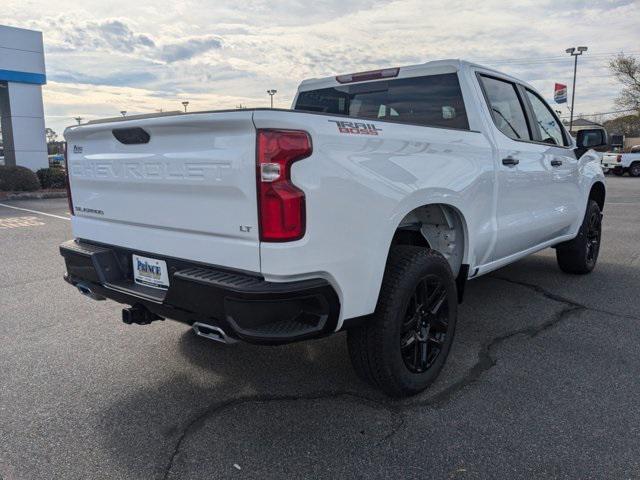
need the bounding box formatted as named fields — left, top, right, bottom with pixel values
left=61, top=59, right=606, bottom=397
left=602, top=147, right=640, bottom=177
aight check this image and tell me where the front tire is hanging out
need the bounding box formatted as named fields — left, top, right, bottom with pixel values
left=347, top=246, right=458, bottom=397
left=556, top=200, right=602, bottom=274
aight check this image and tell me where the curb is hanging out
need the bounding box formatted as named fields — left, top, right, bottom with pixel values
left=0, top=190, right=67, bottom=200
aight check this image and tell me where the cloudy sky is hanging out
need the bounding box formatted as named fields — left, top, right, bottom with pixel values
left=3, top=0, right=640, bottom=135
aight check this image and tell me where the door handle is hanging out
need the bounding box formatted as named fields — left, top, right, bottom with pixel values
left=502, top=157, right=519, bottom=166
left=551, top=159, right=563, bottom=167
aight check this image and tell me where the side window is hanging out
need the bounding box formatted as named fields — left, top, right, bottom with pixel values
left=525, top=90, right=568, bottom=146
left=479, top=75, right=530, bottom=141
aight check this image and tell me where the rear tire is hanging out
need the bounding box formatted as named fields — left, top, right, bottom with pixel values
left=347, top=246, right=457, bottom=397
left=556, top=200, right=602, bottom=274
left=629, top=162, right=640, bottom=177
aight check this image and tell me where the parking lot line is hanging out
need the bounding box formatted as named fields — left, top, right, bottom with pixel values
left=0, top=202, right=71, bottom=221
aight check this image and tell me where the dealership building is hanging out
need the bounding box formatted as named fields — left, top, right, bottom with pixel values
left=0, top=25, right=48, bottom=170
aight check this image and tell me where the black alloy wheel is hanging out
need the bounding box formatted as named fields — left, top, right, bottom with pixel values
left=556, top=200, right=602, bottom=274
left=347, top=246, right=458, bottom=397
left=585, top=207, right=601, bottom=269
left=400, top=276, right=449, bottom=373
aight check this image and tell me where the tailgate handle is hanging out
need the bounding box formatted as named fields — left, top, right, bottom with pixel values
left=112, top=127, right=150, bottom=145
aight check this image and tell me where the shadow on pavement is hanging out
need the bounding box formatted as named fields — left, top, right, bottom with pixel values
left=96, top=251, right=640, bottom=479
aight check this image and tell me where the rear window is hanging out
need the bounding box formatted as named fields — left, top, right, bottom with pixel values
left=294, top=73, right=469, bottom=130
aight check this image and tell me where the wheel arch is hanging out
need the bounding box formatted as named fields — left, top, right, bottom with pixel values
left=389, top=202, right=470, bottom=278
left=355, top=194, right=474, bottom=321
left=589, top=181, right=606, bottom=211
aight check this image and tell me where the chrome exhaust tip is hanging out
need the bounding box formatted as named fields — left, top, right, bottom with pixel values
left=76, top=282, right=106, bottom=301
left=192, top=322, right=238, bottom=344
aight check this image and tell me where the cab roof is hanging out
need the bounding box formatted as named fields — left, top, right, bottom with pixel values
left=297, top=59, right=533, bottom=92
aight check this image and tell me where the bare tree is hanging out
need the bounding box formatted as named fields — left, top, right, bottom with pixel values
left=45, top=127, right=58, bottom=144
left=603, top=114, right=640, bottom=137
left=609, top=54, right=640, bottom=111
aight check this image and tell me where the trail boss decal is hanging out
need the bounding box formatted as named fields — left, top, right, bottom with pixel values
left=329, top=120, right=382, bottom=136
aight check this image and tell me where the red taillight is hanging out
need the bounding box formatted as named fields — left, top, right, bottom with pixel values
left=616, top=154, right=622, bottom=163
left=256, top=129, right=311, bottom=242
left=64, top=142, right=74, bottom=215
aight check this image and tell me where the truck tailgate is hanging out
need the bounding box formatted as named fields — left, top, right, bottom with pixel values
left=602, top=153, right=619, bottom=167
left=64, top=112, right=260, bottom=272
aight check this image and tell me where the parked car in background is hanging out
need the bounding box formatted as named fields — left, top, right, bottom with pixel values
left=602, top=150, right=640, bottom=177
left=60, top=59, right=607, bottom=397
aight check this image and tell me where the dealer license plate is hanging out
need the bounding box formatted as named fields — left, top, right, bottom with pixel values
left=132, top=254, right=170, bottom=289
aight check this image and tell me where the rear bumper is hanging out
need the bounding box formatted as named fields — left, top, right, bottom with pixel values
left=60, top=239, right=340, bottom=345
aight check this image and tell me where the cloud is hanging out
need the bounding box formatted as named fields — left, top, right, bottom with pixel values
left=55, top=18, right=156, bottom=53
left=40, top=80, right=267, bottom=132
left=159, top=36, right=223, bottom=63
left=44, top=17, right=221, bottom=64
left=51, top=70, right=157, bottom=87
left=2, top=0, right=637, bottom=135
left=94, top=20, right=155, bottom=50
left=233, top=0, right=391, bottom=25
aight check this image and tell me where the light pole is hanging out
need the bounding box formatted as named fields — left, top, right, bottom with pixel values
left=182, top=101, right=189, bottom=113
left=74, top=117, right=83, bottom=125
left=565, top=46, right=588, bottom=132
left=120, top=110, right=127, bottom=117
left=267, top=89, right=277, bottom=108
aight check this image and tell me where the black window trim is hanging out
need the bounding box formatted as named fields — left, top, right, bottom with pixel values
left=520, top=86, right=571, bottom=148
left=476, top=72, right=533, bottom=142
left=294, top=72, right=474, bottom=133
left=476, top=72, right=574, bottom=150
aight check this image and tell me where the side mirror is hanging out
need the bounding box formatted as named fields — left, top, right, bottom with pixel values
left=576, top=128, right=608, bottom=149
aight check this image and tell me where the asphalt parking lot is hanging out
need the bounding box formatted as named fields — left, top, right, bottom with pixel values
left=1, top=176, right=639, bottom=480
